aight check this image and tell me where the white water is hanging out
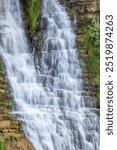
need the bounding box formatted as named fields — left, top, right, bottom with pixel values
left=0, top=0, right=99, bottom=150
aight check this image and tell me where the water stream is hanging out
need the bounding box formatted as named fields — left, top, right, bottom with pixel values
left=0, top=0, right=99, bottom=150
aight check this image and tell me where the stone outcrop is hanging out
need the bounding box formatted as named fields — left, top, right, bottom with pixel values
left=0, top=114, right=34, bottom=150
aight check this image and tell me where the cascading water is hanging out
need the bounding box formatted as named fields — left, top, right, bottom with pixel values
left=0, top=0, right=99, bottom=150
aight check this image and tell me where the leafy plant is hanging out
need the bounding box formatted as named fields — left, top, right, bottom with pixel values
left=84, top=17, right=100, bottom=85
left=0, top=137, right=5, bottom=150
left=80, top=17, right=100, bottom=105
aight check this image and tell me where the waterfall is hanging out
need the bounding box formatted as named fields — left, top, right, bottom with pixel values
left=0, top=0, right=99, bottom=150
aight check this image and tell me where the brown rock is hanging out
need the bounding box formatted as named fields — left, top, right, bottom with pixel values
left=86, top=0, right=99, bottom=13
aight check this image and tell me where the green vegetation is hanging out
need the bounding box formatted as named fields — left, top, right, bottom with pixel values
left=24, top=0, right=41, bottom=32
left=84, top=17, right=100, bottom=86
left=80, top=17, right=100, bottom=105
left=0, top=57, right=12, bottom=113
left=0, top=137, right=5, bottom=150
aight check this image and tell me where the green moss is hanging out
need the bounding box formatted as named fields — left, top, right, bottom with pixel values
left=25, top=0, right=41, bottom=32
left=84, top=18, right=100, bottom=85
left=79, top=17, right=100, bottom=103
left=0, top=57, right=12, bottom=113
left=0, top=137, right=5, bottom=150
left=0, top=57, right=4, bottom=73
left=0, top=114, right=12, bottom=120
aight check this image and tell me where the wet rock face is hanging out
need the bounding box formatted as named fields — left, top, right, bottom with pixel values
left=0, top=1, right=5, bottom=13
left=40, top=17, right=48, bottom=30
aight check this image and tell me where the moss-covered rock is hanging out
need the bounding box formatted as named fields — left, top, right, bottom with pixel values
left=79, top=17, right=100, bottom=107
left=22, top=0, right=41, bottom=32
left=0, top=57, right=12, bottom=113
